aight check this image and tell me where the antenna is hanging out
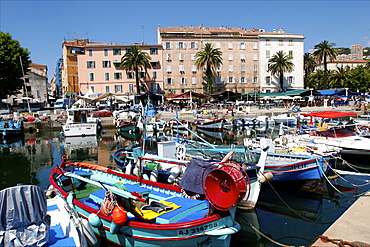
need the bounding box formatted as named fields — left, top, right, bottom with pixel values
left=142, top=25, right=145, bottom=43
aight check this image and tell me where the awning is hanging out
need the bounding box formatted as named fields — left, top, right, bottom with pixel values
left=65, top=92, right=72, bottom=96
left=150, top=59, right=159, bottom=63
left=113, top=59, right=121, bottom=63
left=300, top=111, right=357, bottom=119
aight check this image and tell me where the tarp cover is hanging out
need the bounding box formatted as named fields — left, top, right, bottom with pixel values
left=300, top=111, right=358, bottom=119
left=0, top=185, right=50, bottom=246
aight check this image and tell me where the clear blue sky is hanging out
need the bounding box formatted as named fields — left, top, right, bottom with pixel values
left=1, top=0, right=369, bottom=82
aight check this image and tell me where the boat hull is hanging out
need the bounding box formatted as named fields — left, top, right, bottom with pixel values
left=63, top=123, right=99, bottom=137
left=195, top=118, right=224, bottom=131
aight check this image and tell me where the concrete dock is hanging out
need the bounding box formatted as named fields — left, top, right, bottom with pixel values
left=311, top=192, right=370, bottom=246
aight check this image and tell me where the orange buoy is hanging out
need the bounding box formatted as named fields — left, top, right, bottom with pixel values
left=112, top=206, right=128, bottom=226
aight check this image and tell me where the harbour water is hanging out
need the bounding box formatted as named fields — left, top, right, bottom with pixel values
left=1, top=126, right=369, bottom=246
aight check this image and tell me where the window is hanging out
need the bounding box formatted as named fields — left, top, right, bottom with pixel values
left=228, top=77, right=235, bottom=83
left=190, top=42, right=198, bottom=49
left=254, top=65, right=258, bottom=72
left=90, top=86, right=95, bottom=92
left=102, top=60, right=111, bottom=68
left=105, top=86, right=110, bottom=93
left=240, top=54, right=245, bottom=61
left=215, top=77, right=223, bottom=84
left=192, top=65, right=197, bottom=73
left=115, top=85, right=122, bottom=93
left=179, top=54, right=184, bottom=61
left=279, top=39, right=283, bottom=46
left=180, top=78, right=187, bottom=85
left=152, top=71, right=157, bottom=79
left=167, top=65, right=172, bottom=73
left=150, top=48, right=158, bottom=55
left=192, top=77, right=197, bottom=84
left=240, top=77, right=246, bottom=84
left=241, top=64, right=246, bottom=72
left=289, top=50, right=293, bottom=57
left=166, top=54, right=171, bottom=61
left=114, top=72, right=122, bottom=80
left=265, top=39, right=270, bottom=45
left=151, top=83, right=159, bottom=92
left=288, top=76, right=294, bottom=84
left=265, top=76, right=271, bottom=84
left=179, top=65, right=184, bottom=73
left=253, top=77, right=258, bottom=83
left=191, top=54, right=196, bottom=60
left=228, top=65, right=233, bottom=72
left=89, top=73, right=94, bottom=81
left=127, top=72, right=134, bottom=79
left=164, top=42, right=172, bottom=49
left=87, top=61, right=95, bottom=68
left=105, top=72, right=109, bottom=81
left=126, top=48, right=132, bottom=53
left=216, top=65, right=221, bottom=72
left=253, top=43, right=258, bottom=49
left=266, top=50, right=270, bottom=58
left=177, top=42, right=186, bottom=49
left=113, top=48, right=121, bottom=55
left=253, top=54, right=258, bottom=61
left=289, top=39, right=293, bottom=46
left=239, top=43, right=246, bottom=49
left=166, top=78, right=174, bottom=85
left=216, top=43, right=221, bottom=49
left=88, top=49, right=93, bottom=56
left=104, top=49, right=108, bottom=56
left=129, top=84, right=134, bottom=94
left=228, top=54, right=233, bottom=61
left=228, top=43, right=233, bottom=49
left=138, top=72, right=146, bottom=79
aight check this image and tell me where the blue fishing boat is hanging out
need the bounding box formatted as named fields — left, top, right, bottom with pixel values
left=49, top=155, right=250, bottom=247
left=0, top=118, right=24, bottom=138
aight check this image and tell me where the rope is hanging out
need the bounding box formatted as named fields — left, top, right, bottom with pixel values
left=311, top=235, right=370, bottom=247
left=236, top=209, right=294, bottom=247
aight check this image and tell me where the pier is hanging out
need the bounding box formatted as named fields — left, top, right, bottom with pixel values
left=311, top=192, right=370, bottom=246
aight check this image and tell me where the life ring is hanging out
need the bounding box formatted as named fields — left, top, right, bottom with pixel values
left=176, top=144, right=186, bottom=160
left=360, top=125, right=369, bottom=132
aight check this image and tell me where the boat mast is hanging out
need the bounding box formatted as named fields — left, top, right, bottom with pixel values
left=19, top=56, right=31, bottom=114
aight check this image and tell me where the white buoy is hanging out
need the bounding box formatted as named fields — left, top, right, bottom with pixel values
left=150, top=169, right=158, bottom=182
left=125, top=163, right=132, bottom=175
left=167, top=167, right=180, bottom=184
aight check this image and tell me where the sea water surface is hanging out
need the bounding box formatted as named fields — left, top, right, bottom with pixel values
left=1, top=126, right=369, bottom=246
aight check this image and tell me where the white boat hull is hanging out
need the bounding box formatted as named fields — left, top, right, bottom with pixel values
left=63, top=123, right=98, bottom=137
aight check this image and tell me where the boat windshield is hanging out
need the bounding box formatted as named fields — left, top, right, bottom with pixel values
left=309, top=128, right=356, bottom=138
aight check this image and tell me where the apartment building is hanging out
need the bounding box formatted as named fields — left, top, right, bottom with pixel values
left=158, top=25, right=304, bottom=95
left=258, top=28, right=305, bottom=93
left=77, top=42, right=163, bottom=97
left=316, top=59, right=368, bottom=71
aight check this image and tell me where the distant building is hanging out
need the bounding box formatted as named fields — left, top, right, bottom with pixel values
left=8, top=63, right=48, bottom=105
left=158, top=25, right=304, bottom=95
left=76, top=42, right=163, bottom=97
left=316, top=59, right=368, bottom=71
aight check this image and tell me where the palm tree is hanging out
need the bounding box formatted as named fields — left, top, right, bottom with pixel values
left=365, top=60, right=370, bottom=70
left=195, top=43, right=223, bottom=95
left=268, top=51, right=294, bottom=92
left=330, top=66, right=349, bottom=88
left=313, top=40, right=338, bottom=89
left=120, top=46, right=152, bottom=95
left=304, top=53, right=317, bottom=88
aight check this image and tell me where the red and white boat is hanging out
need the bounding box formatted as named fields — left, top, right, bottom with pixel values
left=195, top=117, right=225, bottom=131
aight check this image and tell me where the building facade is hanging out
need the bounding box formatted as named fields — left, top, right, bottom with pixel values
left=158, top=25, right=304, bottom=95
left=77, top=42, right=163, bottom=97
left=258, top=28, right=305, bottom=93
left=316, top=60, right=368, bottom=71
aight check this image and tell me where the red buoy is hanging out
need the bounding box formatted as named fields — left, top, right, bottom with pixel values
left=204, top=165, right=247, bottom=211
left=112, top=206, right=128, bottom=226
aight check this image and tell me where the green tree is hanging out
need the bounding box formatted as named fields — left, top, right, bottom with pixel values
left=195, top=43, right=223, bottom=95
left=348, top=65, right=370, bottom=93
left=304, top=53, right=317, bottom=88
left=120, top=45, right=151, bottom=95
left=330, top=66, right=350, bottom=89
left=267, top=51, right=294, bottom=92
left=313, top=40, right=338, bottom=89
left=0, top=32, right=31, bottom=99
left=365, top=60, right=370, bottom=70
